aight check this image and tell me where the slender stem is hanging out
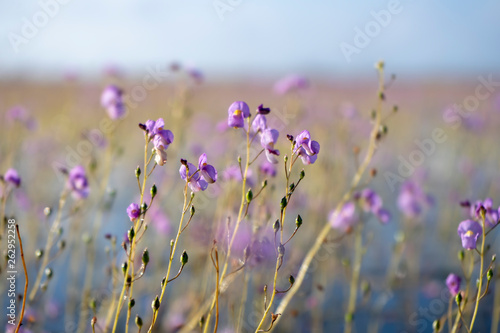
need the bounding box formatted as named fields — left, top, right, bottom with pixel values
left=15, top=225, right=28, bottom=333
left=29, top=188, right=68, bottom=302
left=204, top=118, right=252, bottom=330
left=148, top=182, right=189, bottom=332
left=269, top=65, right=385, bottom=331
left=254, top=257, right=281, bottom=332
left=344, top=224, right=363, bottom=333
left=447, top=298, right=452, bottom=333
left=236, top=271, right=249, bottom=333
left=470, top=215, right=486, bottom=331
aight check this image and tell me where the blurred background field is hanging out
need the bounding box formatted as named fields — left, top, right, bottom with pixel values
left=2, top=1, right=500, bottom=332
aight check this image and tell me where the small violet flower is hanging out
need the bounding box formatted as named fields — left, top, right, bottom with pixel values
left=67, top=165, right=89, bottom=199
left=294, top=130, right=320, bottom=165
left=260, top=129, right=280, bottom=164
left=3, top=168, right=21, bottom=188
left=259, top=161, right=277, bottom=177
left=127, top=203, right=140, bottom=221
left=143, top=118, right=174, bottom=166
left=101, top=85, right=126, bottom=120
left=397, top=181, right=433, bottom=219
left=469, top=198, right=499, bottom=228
left=357, top=188, right=391, bottom=224
left=457, top=220, right=482, bottom=250
left=228, top=101, right=250, bottom=128
left=446, top=273, right=461, bottom=296
left=180, top=154, right=217, bottom=192
left=329, top=201, right=358, bottom=232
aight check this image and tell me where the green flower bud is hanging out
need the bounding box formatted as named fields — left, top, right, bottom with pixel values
left=135, top=315, right=143, bottom=328
left=58, top=240, right=66, bottom=250
left=122, top=262, right=128, bottom=275
left=43, top=207, right=52, bottom=217
left=289, top=275, right=295, bottom=285
left=161, top=277, right=166, bottom=288
left=284, top=155, right=288, bottom=163
left=35, top=249, right=44, bottom=258
left=262, top=180, right=267, bottom=188
left=190, top=205, right=195, bottom=216
left=128, top=227, right=135, bottom=241
left=152, top=295, right=160, bottom=311
left=433, top=319, right=440, bottom=332
left=89, top=298, right=97, bottom=311
left=280, top=197, right=287, bottom=210
left=295, top=215, right=303, bottom=229
left=135, top=166, right=141, bottom=178
left=142, top=249, right=150, bottom=266
left=141, top=203, right=148, bottom=213
left=128, top=298, right=135, bottom=309
left=44, top=268, right=53, bottom=279
left=246, top=189, right=253, bottom=203
left=458, top=250, right=465, bottom=261
left=455, top=293, right=462, bottom=305
left=180, top=250, right=189, bottom=265
left=493, top=254, right=497, bottom=262
left=150, top=184, right=157, bottom=198
left=487, top=269, right=493, bottom=281
left=299, top=169, right=305, bottom=180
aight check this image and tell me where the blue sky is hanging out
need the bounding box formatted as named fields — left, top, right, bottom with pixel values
left=1, top=0, right=499, bottom=80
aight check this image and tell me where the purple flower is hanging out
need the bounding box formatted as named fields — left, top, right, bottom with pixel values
left=3, top=168, right=21, bottom=187
left=228, top=101, right=250, bottom=128
left=101, top=85, right=126, bottom=120
left=330, top=202, right=358, bottom=232
left=67, top=166, right=89, bottom=199
left=198, top=153, right=217, bottom=183
left=397, top=181, right=433, bottom=219
left=180, top=162, right=208, bottom=192
left=274, top=75, right=309, bottom=95
left=252, top=114, right=267, bottom=133
left=127, top=203, right=140, bottom=221
left=357, top=189, right=391, bottom=224
left=259, top=161, right=277, bottom=177
left=260, top=129, right=280, bottom=164
left=294, top=130, right=320, bottom=165
left=457, top=220, right=482, bottom=250
left=144, top=118, right=174, bottom=166
left=469, top=198, right=499, bottom=228
left=6, top=106, right=37, bottom=130
left=446, top=273, right=461, bottom=296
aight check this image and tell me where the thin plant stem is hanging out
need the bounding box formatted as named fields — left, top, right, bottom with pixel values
left=469, top=215, right=486, bottom=331
left=344, top=223, right=364, bottom=333
left=15, top=225, right=28, bottom=333
left=269, top=64, right=385, bottom=331
left=254, top=257, right=281, bottom=332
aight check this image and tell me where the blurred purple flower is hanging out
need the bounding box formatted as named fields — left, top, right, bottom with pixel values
left=457, top=220, right=482, bottom=250
left=260, top=128, right=280, bottom=164
left=252, top=114, right=267, bottom=133
left=274, top=75, right=309, bottom=95
left=148, top=206, right=171, bottom=236
left=357, top=188, right=391, bottom=224
left=199, top=153, right=218, bottom=184
left=4, top=168, right=21, bottom=187
left=180, top=159, right=211, bottom=192
left=187, top=67, right=203, bottom=84
left=330, top=202, right=358, bottom=232
left=469, top=198, right=499, bottom=228
left=397, top=181, right=433, bottom=219
left=101, top=85, right=126, bottom=120
left=67, top=166, right=89, bottom=199
left=144, top=118, right=174, bottom=166
left=446, top=273, right=461, bottom=296
left=227, top=101, right=250, bottom=128
left=222, top=165, right=255, bottom=187
left=6, top=106, right=37, bottom=130
left=127, top=203, right=140, bottom=221
left=259, top=160, right=277, bottom=177
left=294, top=130, right=320, bottom=165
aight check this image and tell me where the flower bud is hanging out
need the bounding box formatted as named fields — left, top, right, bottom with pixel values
left=455, top=293, right=462, bottom=305
left=289, top=275, right=295, bottom=285
left=180, top=250, right=189, bottom=265
left=45, top=268, right=53, bottom=279
left=237, top=156, right=242, bottom=163
left=128, top=227, right=135, bottom=242
left=262, top=180, right=267, bottom=188
left=190, top=205, right=195, bottom=216
left=191, top=192, right=195, bottom=200
left=142, top=249, right=150, bottom=266
left=299, top=169, right=305, bottom=180
left=44, top=207, right=52, bottom=217
left=122, top=262, right=128, bottom=275
left=289, top=183, right=295, bottom=193
left=128, top=298, right=135, bottom=309
left=180, top=159, right=188, bottom=166
left=280, top=197, right=287, bottom=210
left=150, top=184, right=157, bottom=198
left=126, top=274, right=132, bottom=285
left=135, top=315, right=143, bottom=328
left=35, top=249, right=44, bottom=258
left=135, top=166, right=141, bottom=178
left=161, top=277, right=166, bottom=288
left=433, top=319, right=440, bottom=332
left=246, top=189, right=253, bottom=203
left=278, top=243, right=285, bottom=257
left=458, top=250, right=465, bottom=261
left=487, top=269, right=493, bottom=281
left=89, top=298, right=97, bottom=311
left=152, top=295, right=160, bottom=311
left=141, top=203, right=147, bottom=213
left=284, top=155, right=288, bottom=163
left=295, top=215, right=303, bottom=229
left=493, top=254, right=497, bottom=262
left=273, top=220, right=280, bottom=233
left=286, top=134, right=294, bottom=142
left=58, top=240, right=66, bottom=250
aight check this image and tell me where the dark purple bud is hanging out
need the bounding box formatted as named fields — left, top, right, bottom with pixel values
left=257, top=104, right=271, bottom=115
left=180, top=159, right=188, bottom=166
left=286, top=134, right=294, bottom=142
